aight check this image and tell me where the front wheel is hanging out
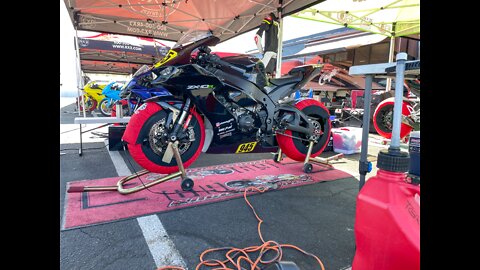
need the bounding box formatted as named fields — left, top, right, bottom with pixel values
left=99, top=99, right=113, bottom=116
left=122, top=102, right=205, bottom=174
left=276, top=99, right=331, bottom=162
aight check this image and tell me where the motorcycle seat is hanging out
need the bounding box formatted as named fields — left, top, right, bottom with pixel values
left=268, top=65, right=314, bottom=86
left=268, top=75, right=302, bottom=86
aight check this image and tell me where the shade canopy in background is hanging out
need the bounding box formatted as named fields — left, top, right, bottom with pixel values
left=77, top=32, right=171, bottom=74
left=293, top=0, right=420, bottom=38
left=293, top=0, right=420, bottom=91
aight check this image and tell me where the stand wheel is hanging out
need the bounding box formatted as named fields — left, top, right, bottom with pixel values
left=181, top=178, right=194, bottom=191
left=303, top=163, right=313, bottom=173
left=273, top=153, right=283, bottom=163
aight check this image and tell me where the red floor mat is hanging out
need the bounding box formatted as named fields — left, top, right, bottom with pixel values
left=62, top=158, right=353, bottom=230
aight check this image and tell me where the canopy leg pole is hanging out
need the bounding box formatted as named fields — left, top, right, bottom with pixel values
left=74, top=29, right=86, bottom=118
left=275, top=0, right=284, bottom=78
left=385, top=35, right=395, bottom=92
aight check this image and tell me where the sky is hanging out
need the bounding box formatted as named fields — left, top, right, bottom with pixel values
left=60, top=0, right=340, bottom=96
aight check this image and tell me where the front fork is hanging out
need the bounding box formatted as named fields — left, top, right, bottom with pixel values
left=166, top=97, right=192, bottom=142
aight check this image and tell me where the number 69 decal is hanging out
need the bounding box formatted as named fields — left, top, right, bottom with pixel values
left=235, top=142, right=258, bottom=153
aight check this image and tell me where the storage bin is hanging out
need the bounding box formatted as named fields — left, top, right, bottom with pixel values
left=332, top=127, right=363, bottom=154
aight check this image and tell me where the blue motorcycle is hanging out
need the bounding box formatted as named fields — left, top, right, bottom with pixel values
left=117, top=66, right=172, bottom=116
left=99, top=81, right=125, bottom=116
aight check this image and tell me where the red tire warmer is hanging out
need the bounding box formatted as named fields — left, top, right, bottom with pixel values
left=373, top=97, right=413, bottom=139
left=276, top=99, right=331, bottom=161
left=122, top=102, right=205, bottom=174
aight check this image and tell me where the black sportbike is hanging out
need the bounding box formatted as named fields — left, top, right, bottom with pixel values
left=122, top=31, right=331, bottom=182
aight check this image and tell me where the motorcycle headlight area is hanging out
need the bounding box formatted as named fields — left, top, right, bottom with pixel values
left=154, top=66, right=180, bottom=83
left=121, top=77, right=141, bottom=98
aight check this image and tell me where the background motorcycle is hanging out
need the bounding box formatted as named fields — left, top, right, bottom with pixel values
left=372, top=79, right=420, bottom=139
left=76, top=80, right=108, bottom=112
left=110, top=64, right=175, bottom=119
left=121, top=31, right=331, bottom=189
left=98, top=81, right=125, bottom=116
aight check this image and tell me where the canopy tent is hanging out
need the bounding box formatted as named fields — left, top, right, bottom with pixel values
left=77, top=32, right=171, bottom=74
left=63, top=0, right=324, bottom=43
left=293, top=0, right=420, bottom=90
left=292, top=32, right=387, bottom=58
left=64, top=0, right=326, bottom=116
left=292, top=0, right=420, bottom=38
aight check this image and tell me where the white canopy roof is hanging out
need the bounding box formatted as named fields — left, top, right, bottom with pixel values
left=293, top=32, right=387, bottom=57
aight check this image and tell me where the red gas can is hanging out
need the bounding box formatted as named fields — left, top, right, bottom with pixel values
left=352, top=169, right=420, bottom=270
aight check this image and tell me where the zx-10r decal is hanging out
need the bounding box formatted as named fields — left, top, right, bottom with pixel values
left=186, top=85, right=214, bottom=90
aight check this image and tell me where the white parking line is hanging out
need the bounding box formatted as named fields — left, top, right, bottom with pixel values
left=104, top=140, right=187, bottom=269
left=137, top=215, right=187, bottom=268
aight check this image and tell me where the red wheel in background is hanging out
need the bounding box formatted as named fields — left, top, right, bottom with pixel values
left=77, top=95, right=97, bottom=112
left=373, top=97, right=413, bottom=139
left=276, top=99, right=331, bottom=161
left=112, top=100, right=129, bottom=126
left=122, top=102, right=205, bottom=174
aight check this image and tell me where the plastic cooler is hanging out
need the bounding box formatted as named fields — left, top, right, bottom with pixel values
left=332, top=127, right=362, bottom=154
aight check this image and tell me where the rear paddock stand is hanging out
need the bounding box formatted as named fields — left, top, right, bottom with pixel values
left=274, top=142, right=344, bottom=173
left=67, top=141, right=194, bottom=195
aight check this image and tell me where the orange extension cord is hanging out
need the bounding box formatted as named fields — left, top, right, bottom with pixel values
left=157, top=186, right=326, bottom=270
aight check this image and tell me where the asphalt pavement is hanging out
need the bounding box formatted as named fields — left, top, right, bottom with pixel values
left=60, top=100, right=389, bottom=270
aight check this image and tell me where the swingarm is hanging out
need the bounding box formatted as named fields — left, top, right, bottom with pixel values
left=274, top=105, right=315, bottom=138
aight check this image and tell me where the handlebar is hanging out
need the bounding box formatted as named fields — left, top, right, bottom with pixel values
left=200, top=52, right=247, bottom=74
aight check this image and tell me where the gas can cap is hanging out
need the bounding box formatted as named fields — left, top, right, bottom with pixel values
left=377, top=149, right=410, bottom=172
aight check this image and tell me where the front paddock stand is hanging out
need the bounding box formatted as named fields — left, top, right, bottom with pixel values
left=67, top=141, right=194, bottom=195
left=302, top=141, right=344, bottom=173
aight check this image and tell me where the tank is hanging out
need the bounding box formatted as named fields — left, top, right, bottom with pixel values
left=352, top=168, right=420, bottom=270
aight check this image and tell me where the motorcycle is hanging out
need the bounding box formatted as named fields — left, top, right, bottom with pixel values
left=121, top=30, right=331, bottom=190
left=113, top=66, right=174, bottom=118
left=372, top=78, right=420, bottom=139
left=98, top=81, right=125, bottom=116
left=76, top=80, right=108, bottom=112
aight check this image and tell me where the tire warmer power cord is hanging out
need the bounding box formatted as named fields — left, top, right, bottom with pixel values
left=119, top=109, right=326, bottom=269
left=156, top=186, right=326, bottom=270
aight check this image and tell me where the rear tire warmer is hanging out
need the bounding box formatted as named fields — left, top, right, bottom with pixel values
left=123, top=102, right=205, bottom=174
left=373, top=98, right=413, bottom=139
left=276, top=99, right=331, bottom=162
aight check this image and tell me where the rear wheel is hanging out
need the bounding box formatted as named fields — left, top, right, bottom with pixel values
left=373, top=98, right=413, bottom=139
left=123, top=102, right=205, bottom=174
left=77, top=95, right=97, bottom=112
left=276, top=99, right=331, bottom=162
